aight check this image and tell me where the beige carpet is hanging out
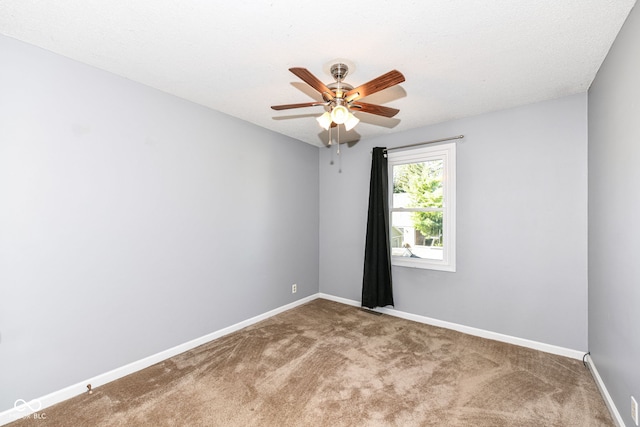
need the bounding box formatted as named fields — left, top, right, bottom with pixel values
left=9, top=299, right=613, bottom=426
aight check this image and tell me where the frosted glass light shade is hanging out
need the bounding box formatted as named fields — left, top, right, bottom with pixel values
left=316, top=112, right=332, bottom=130
left=344, top=113, right=360, bottom=131
left=330, top=105, right=349, bottom=124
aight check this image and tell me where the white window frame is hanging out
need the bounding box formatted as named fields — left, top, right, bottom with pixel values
left=387, top=142, right=456, bottom=272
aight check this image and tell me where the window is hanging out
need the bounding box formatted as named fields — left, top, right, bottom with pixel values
left=388, top=142, right=456, bottom=271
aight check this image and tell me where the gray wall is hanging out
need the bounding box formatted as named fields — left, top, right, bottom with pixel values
left=0, top=35, right=319, bottom=412
left=588, top=4, right=640, bottom=426
left=320, top=93, right=588, bottom=351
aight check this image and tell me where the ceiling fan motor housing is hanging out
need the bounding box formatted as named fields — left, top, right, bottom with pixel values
left=328, top=63, right=354, bottom=104
left=330, top=63, right=349, bottom=82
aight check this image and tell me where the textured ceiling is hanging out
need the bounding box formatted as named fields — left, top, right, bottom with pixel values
left=0, top=1, right=636, bottom=147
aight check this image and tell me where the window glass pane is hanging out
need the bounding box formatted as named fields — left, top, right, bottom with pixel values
left=391, top=211, right=444, bottom=261
left=392, top=160, right=444, bottom=209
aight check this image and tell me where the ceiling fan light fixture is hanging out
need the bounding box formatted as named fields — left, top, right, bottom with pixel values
left=316, top=111, right=332, bottom=130
left=330, top=105, right=349, bottom=124
left=344, top=113, right=360, bottom=131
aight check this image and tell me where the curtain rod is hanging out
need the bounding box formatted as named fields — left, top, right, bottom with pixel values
left=383, top=135, right=464, bottom=152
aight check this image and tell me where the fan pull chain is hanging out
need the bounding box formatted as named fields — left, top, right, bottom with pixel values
left=338, top=126, right=343, bottom=173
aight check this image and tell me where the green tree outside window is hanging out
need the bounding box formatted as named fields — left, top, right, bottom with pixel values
left=393, top=160, right=444, bottom=246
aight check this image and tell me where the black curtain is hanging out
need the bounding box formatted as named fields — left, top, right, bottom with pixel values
left=362, top=147, right=394, bottom=309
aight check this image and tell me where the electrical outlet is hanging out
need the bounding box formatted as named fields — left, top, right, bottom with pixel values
left=291, top=284, right=297, bottom=294
left=632, top=396, right=638, bottom=426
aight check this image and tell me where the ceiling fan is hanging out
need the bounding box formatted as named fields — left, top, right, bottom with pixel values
left=271, top=63, right=405, bottom=132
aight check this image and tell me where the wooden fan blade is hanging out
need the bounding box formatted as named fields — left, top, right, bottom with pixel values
left=271, top=102, right=324, bottom=111
left=345, top=70, right=405, bottom=102
left=350, top=101, right=400, bottom=118
left=289, top=67, right=336, bottom=99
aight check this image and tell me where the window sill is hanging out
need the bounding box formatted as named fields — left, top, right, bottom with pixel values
left=391, top=257, right=456, bottom=272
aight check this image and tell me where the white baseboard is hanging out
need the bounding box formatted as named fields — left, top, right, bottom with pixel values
left=585, top=354, right=626, bottom=427
left=0, top=294, right=318, bottom=426
left=318, top=293, right=586, bottom=360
